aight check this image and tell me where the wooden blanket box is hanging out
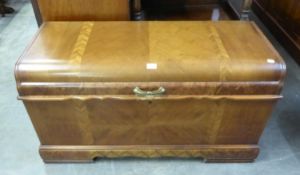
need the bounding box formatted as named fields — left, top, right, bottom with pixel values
left=15, top=21, right=286, bottom=163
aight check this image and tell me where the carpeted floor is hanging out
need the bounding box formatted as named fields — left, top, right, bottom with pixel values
left=0, top=1, right=300, bottom=175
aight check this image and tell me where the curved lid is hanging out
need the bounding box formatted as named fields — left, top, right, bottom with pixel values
left=15, top=21, right=286, bottom=95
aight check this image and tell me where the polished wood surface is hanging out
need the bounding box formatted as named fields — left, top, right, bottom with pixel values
left=16, top=22, right=285, bottom=86
left=17, top=82, right=283, bottom=96
left=23, top=95, right=277, bottom=162
left=15, top=21, right=286, bottom=163
left=253, top=0, right=300, bottom=64
left=33, top=0, right=130, bottom=25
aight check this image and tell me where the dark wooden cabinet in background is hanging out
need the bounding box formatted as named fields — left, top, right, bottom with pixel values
left=253, top=0, right=300, bottom=64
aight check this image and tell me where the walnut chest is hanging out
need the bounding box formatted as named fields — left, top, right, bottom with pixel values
left=15, top=21, right=286, bottom=163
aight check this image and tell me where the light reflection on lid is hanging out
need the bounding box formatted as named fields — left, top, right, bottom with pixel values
left=267, top=58, right=275, bottom=64
left=146, top=63, right=157, bottom=70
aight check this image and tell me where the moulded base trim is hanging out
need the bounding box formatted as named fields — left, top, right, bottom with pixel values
left=39, top=144, right=259, bottom=163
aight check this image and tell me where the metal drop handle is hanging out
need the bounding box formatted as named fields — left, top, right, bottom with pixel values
left=133, top=87, right=166, bottom=96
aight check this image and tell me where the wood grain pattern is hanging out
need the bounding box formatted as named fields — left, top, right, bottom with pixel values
left=22, top=96, right=278, bottom=145
left=22, top=95, right=278, bottom=162
left=17, top=81, right=283, bottom=96
left=35, top=0, right=130, bottom=23
left=69, top=22, right=94, bottom=64
left=15, top=21, right=285, bottom=84
left=15, top=21, right=286, bottom=163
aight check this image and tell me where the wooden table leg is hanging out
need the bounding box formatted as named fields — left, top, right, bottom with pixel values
left=240, top=0, right=252, bottom=20
left=0, top=0, right=15, bottom=17
left=132, top=0, right=144, bottom=20
left=0, top=0, right=5, bottom=17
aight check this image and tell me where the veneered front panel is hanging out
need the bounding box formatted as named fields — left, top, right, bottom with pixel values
left=24, top=96, right=276, bottom=145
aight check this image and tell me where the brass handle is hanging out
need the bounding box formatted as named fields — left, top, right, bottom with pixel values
left=133, top=87, right=166, bottom=96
